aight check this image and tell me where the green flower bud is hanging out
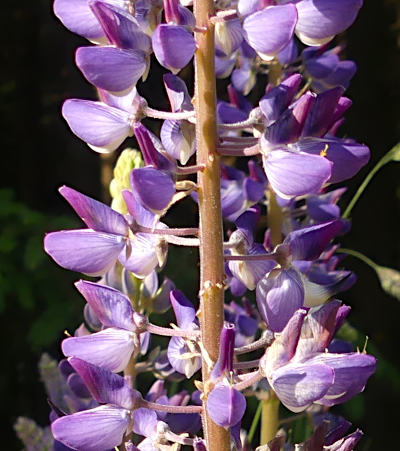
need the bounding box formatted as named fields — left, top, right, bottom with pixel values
left=109, top=148, right=143, bottom=214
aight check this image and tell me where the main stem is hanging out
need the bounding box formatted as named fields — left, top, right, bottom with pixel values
left=194, top=1, right=230, bottom=449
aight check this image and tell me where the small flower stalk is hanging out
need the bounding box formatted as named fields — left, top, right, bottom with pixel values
left=18, top=0, right=384, bottom=450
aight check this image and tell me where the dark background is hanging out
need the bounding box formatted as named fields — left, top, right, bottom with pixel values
left=1, top=0, right=400, bottom=449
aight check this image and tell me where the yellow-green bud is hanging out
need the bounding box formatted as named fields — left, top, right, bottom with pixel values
left=109, top=148, right=143, bottom=214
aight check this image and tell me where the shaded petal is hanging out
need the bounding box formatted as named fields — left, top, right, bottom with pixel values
left=262, top=148, right=332, bottom=198
left=229, top=244, right=276, bottom=290
left=59, top=185, right=128, bottom=235
left=132, top=408, right=158, bottom=437
left=62, top=99, right=132, bottom=152
left=54, top=0, right=105, bottom=41
left=259, top=73, right=302, bottom=126
left=308, top=353, right=377, bottom=406
left=256, top=268, right=304, bottom=332
left=221, top=179, right=246, bottom=222
left=215, top=53, right=236, bottom=78
left=165, top=412, right=202, bottom=435
left=67, top=373, right=91, bottom=399
left=295, top=138, right=370, bottom=184
left=118, top=235, right=160, bottom=278
left=122, top=190, right=156, bottom=228
left=163, top=73, right=193, bottom=112
left=323, top=60, right=357, bottom=90
left=238, top=0, right=274, bottom=17
left=260, top=309, right=306, bottom=375
left=160, top=119, right=195, bottom=165
left=295, top=300, right=342, bottom=359
left=51, top=405, right=130, bottom=451
left=168, top=336, right=202, bottom=378
left=284, top=220, right=343, bottom=261
left=231, top=61, right=256, bottom=95
left=206, top=385, right=246, bottom=428
left=215, top=18, right=243, bottom=57
left=301, top=87, right=344, bottom=138
left=44, top=229, right=126, bottom=276
left=130, top=167, right=175, bottom=213
left=266, top=91, right=315, bottom=144
left=152, top=24, right=196, bottom=73
left=90, top=1, right=151, bottom=52
left=170, top=290, right=196, bottom=329
left=328, top=429, right=363, bottom=451
left=133, top=122, right=176, bottom=171
left=75, top=280, right=135, bottom=330
left=69, top=357, right=139, bottom=409
left=305, top=51, right=339, bottom=79
left=243, top=5, right=298, bottom=59
left=270, top=362, right=334, bottom=412
left=295, top=0, right=363, bottom=46
left=98, top=85, right=144, bottom=112
left=278, top=38, right=298, bottom=65
left=76, top=46, right=147, bottom=92
left=62, top=327, right=135, bottom=372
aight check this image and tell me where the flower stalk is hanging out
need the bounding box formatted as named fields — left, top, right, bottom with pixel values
left=194, top=0, right=229, bottom=448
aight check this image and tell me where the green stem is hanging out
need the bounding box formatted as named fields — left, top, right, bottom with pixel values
left=337, top=247, right=378, bottom=270
left=267, top=190, right=283, bottom=246
left=248, top=401, right=263, bottom=443
left=343, top=142, right=400, bottom=219
left=260, top=393, right=280, bottom=445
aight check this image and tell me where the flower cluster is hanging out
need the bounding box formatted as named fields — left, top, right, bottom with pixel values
left=30, top=0, right=379, bottom=450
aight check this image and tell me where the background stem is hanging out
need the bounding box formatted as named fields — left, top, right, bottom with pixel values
left=194, top=0, right=230, bottom=449
left=260, top=392, right=280, bottom=445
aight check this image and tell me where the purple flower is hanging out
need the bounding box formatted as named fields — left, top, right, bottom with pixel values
left=259, top=302, right=376, bottom=412
left=206, top=324, right=247, bottom=428
left=44, top=186, right=166, bottom=278
left=62, top=87, right=145, bottom=152
left=152, top=24, right=196, bottom=73
left=52, top=358, right=141, bottom=451
left=256, top=220, right=344, bottom=331
left=61, top=281, right=145, bottom=371
left=167, top=290, right=201, bottom=378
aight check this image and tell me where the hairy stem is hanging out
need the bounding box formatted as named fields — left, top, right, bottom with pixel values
left=194, top=0, right=230, bottom=449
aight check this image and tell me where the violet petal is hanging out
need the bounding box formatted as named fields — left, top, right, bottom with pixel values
left=76, top=46, right=147, bottom=92
left=62, top=327, right=135, bottom=372
left=130, top=167, right=175, bottom=213
left=270, top=362, right=334, bottom=412
left=243, top=5, right=298, bottom=60
left=256, top=268, right=304, bottom=332
left=295, top=138, right=370, bottom=184
left=170, top=289, right=196, bottom=329
left=295, top=0, right=363, bottom=46
left=152, top=24, right=196, bottom=73
left=90, top=1, right=151, bottom=52
left=284, top=220, right=343, bottom=261
left=75, top=280, right=135, bottom=331
left=308, top=353, right=377, bottom=406
left=59, top=185, right=128, bottom=235
left=206, top=385, right=246, bottom=428
left=69, top=357, right=139, bottom=409
left=132, top=408, right=158, bottom=437
left=118, top=235, right=160, bottom=278
left=262, top=148, right=332, bottom=198
left=53, top=0, right=106, bottom=41
left=44, top=229, right=126, bottom=276
left=51, top=405, right=130, bottom=451
left=62, top=99, right=132, bottom=152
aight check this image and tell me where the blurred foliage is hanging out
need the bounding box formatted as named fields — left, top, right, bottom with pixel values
left=0, top=188, right=81, bottom=348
